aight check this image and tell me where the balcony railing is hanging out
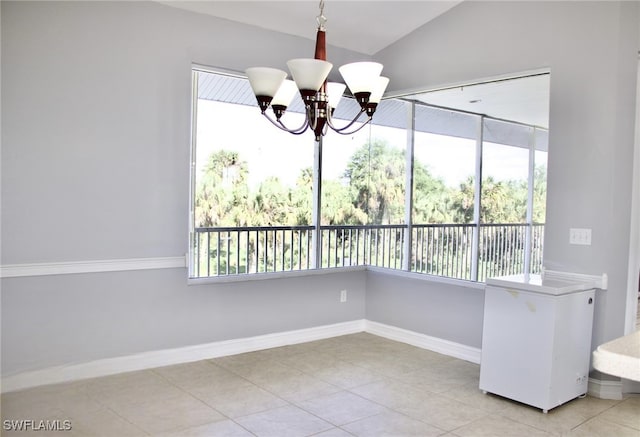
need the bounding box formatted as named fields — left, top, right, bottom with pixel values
left=319, top=224, right=406, bottom=269
left=192, top=223, right=544, bottom=281
left=412, top=224, right=475, bottom=280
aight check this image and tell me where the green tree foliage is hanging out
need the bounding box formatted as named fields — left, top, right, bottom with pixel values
left=344, top=139, right=405, bottom=224
left=251, top=177, right=296, bottom=225
left=195, top=143, right=546, bottom=229
left=321, top=179, right=368, bottom=225
left=412, top=161, right=451, bottom=224
left=532, top=165, right=547, bottom=223
left=195, top=150, right=249, bottom=227
left=450, top=176, right=475, bottom=224
left=481, top=176, right=527, bottom=223
left=291, top=167, right=313, bottom=225
left=194, top=142, right=547, bottom=277
left=450, top=171, right=546, bottom=225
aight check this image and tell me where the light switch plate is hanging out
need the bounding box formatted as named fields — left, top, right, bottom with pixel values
left=569, top=228, right=592, bottom=245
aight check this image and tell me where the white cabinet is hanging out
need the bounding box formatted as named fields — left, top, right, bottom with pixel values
left=479, top=274, right=596, bottom=413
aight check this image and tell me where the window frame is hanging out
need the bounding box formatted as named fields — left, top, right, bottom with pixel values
left=188, top=65, right=548, bottom=283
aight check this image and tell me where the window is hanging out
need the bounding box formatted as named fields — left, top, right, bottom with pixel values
left=479, top=119, right=535, bottom=281
left=320, top=100, right=409, bottom=269
left=191, top=70, right=314, bottom=275
left=189, top=67, right=548, bottom=281
left=412, top=106, right=478, bottom=279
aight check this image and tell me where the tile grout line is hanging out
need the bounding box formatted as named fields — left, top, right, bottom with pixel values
left=150, top=363, right=287, bottom=436
left=79, top=379, right=154, bottom=436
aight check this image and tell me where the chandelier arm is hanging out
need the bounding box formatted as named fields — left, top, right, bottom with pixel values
left=326, top=107, right=368, bottom=133
left=261, top=112, right=309, bottom=134
left=329, top=116, right=373, bottom=136
left=280, top=119, right=310, bottom=135
left=307, top=105, right=316, bottom=131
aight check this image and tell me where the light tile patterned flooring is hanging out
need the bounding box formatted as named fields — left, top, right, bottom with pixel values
left=2, top=333, right=639, bottom=436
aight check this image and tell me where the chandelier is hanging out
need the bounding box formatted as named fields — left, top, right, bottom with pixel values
left=245, top=0, right=389, bottom=141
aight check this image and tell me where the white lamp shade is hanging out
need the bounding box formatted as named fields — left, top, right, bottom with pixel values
left=286, top=58, right=333, bottom=92
left=326, top=82, right=347, bottom=109
left=245, top=67, right=287, bottom=97
left=271, top=80, right=298, bottom=107
left=369, top=76, right=390, bottom=104
left=338, top=62, right=383, bottom=94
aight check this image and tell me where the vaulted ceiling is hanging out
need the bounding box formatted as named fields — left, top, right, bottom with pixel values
left=163, top=1, right=549, bottom=128
left=160, top=1, right=462, bottom=55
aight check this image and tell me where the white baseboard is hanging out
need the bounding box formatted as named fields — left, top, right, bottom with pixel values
left=1, top=319, right=481, bottom=393
left=1, top=320, right=366, bottom=393
left=365, top=320, right=482, bottom=364
left=587, top=377, right=623, bottom=400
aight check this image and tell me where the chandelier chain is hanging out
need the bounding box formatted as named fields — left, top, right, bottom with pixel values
left=317, top=0, right=327, bottom=30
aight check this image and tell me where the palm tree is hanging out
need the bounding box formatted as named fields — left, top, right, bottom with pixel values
left=344, top=139, right=406, bottom=224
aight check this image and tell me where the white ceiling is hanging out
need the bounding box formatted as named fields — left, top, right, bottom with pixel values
left=162, top=1, right=549, bottom=128
left=408, top=74, right=551, bottom=128
left=161, top=0, right=461, bottom=55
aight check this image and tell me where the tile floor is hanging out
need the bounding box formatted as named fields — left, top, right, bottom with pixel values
left=1, top=333, right=638, bottom=436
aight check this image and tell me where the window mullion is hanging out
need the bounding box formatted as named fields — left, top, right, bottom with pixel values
left=188, top=70, right=199, bottom=278
left=471, top=115, right=483, bottom=282
left=524, top=128, right=536, bottom=276
left=403, top=102, right=416, bottom=271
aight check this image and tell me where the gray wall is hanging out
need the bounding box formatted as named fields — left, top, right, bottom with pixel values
left=2, top=1, right=638, bottom=378
left=375, top=1, right=639, bottom=352
left=366, top=271, right=484, bottom=348
left=0, top=0, right=362, bottom=264
left=0, top=1, right=368, bottom=376
left=1, top=269, right=366, bottom=375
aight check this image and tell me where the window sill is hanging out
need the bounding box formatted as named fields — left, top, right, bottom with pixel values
left=187, top=265, right=367, bottom=286
left=187, top=265, right=485, bottom=290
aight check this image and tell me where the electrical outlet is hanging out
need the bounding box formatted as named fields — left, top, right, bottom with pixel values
left=340, top=289, right=347, bottom=303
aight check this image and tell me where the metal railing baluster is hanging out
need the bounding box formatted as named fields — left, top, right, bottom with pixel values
left=191, top=223, right=544, bottom=280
